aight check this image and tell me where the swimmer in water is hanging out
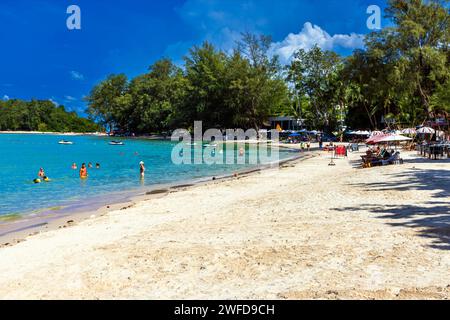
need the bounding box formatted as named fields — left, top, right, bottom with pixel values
left=79, top=163, right=88, bottom=179
left=88, top=162, right=93, bottom=168
left=139, top=161, right=145, bottom=178
left=38, top=168, right=45, bottom=178
left=71, top=163, right=77, bottom=170
left=239, top=147, right=245, bottom=157
left=96, top=163, right=100, bottom=169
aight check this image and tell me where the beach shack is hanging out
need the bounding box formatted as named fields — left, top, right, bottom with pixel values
left=269, top=116, right=304, bottom=131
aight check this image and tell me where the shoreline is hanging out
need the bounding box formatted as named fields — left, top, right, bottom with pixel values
left=0, top=148, right=310, bottom=247
left=0, top=148, right=449, bottom=299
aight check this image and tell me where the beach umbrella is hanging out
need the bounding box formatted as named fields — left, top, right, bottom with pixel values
left=370, top=131, right=384, bottom=137
left=352, top=130, right=371, bottom=135
left=417, top=127, right=435, bottom=134
left=401, top=128, right=416, bottom=135
left=377, top=134, right=412, bottom=143
left=366, top=133, right=390, bottom=144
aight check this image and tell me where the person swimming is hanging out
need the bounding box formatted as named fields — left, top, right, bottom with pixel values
left=71, top=163, right=77, bottom=170
left=35, top=168, right=50, bottom=183
left=38, top=168, right=45, bottom=178
left=88, top=162, right=93, bottom=168
left=79, top=163, right=88, bottom=179
left=96, top=163, right=100, bottom=169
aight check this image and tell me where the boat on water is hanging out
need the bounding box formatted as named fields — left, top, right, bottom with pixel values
left=58, top=140, right=74, bottom=145
left=109, top=141, right=125, bottom=146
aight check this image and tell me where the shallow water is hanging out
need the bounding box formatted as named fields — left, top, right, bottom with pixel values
left=0, top=134, right=295, bottom=220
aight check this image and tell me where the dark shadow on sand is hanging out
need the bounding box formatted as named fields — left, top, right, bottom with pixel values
left=334, top=166, right=450, bottom=250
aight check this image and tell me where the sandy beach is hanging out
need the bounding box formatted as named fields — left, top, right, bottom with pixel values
left=0, top=147, right=449, bottom=300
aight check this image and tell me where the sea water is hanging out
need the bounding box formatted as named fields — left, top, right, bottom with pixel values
left=0, top=134, right=296, bottom=222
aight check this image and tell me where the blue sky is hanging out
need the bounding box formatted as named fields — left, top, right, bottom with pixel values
left=0, top=0, right=387, bottom=114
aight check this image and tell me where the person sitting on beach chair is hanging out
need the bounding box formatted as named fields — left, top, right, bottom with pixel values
left=371, top=151, right=403, bottom=166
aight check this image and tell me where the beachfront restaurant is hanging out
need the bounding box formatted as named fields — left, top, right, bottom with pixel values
left=269, top=116, right=304, bottom=131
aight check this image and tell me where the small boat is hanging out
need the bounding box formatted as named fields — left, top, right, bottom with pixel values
left=109, top=141, right=125, bottom=146
left=58, top=140, right=74, bottom=145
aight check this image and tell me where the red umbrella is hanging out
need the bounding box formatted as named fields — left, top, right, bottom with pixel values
left=366, top=133, right=390, bottom=145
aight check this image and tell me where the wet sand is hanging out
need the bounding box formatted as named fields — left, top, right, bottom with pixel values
left=0, top=147, right=449, bottom=299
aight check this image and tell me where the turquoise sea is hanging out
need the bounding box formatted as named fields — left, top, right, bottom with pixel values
left=0, top=134, right=296, bottom=223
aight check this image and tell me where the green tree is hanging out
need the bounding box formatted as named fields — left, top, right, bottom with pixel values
left=287, top=46, right=342, bottom=131
left=86, top=74, right=129, bottom=133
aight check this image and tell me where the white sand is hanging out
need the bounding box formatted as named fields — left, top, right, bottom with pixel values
left=0, top=148, right=449, bottom=299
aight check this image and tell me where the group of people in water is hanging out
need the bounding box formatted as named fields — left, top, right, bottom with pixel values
left=34, top=160, right=146, bottom=183
left=71, top=162, right=101, bottom=179
left=34, top=163, right=101, bottom=183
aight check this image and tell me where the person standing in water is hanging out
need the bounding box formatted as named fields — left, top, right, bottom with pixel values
left=80, top=163, right=88, bottom=179
left=139, top=161, right=145, bottom=178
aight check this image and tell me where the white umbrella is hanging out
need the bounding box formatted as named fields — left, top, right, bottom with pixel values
left=401, top=128, right=416, bottom=135
left=436, top=130, right=445, bottom=138
left=417, top=127, right=435, bottom=134
left=352, top=130, right=371, bottom=135
left=377, top=134, right=412, bottom=142
left=370, top=131, right=384, bottom=137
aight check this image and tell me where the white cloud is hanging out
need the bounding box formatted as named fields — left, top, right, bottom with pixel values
left=64, top=95, right=77, bottom=101
left=48, top=98, right=59, bottom=106
left=70, top=70, right=85, bottom=81
left=270, top=22, right=365, bottom=64
left=2, top=95, right=9, bottom=101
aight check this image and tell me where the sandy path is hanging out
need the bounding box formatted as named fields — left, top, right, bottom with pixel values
left=0, top=149, right=449, bottom=299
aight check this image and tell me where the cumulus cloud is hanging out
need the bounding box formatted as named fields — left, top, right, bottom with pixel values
left=70, top=70, right=85, bottom=81
left=270, top=22, right=365, bottom=64
left=2, top=95, right=9, bottom=101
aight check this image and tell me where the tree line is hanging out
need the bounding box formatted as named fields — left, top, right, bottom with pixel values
left=0, top=99, right=101, bottom=132
left=83, top=0, right=450, bottom=133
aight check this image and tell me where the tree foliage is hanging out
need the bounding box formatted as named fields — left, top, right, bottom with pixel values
left=0, top=99, right=100, bottom=132
left=84, top=0, right=449, bottom=133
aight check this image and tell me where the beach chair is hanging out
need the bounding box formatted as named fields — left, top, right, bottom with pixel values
left=380, top=152, right=403, bottom=166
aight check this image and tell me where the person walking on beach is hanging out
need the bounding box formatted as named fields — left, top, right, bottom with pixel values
left=140, top=161, right=145, bottom=178
left=80, top=163, right=88, bottom=179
